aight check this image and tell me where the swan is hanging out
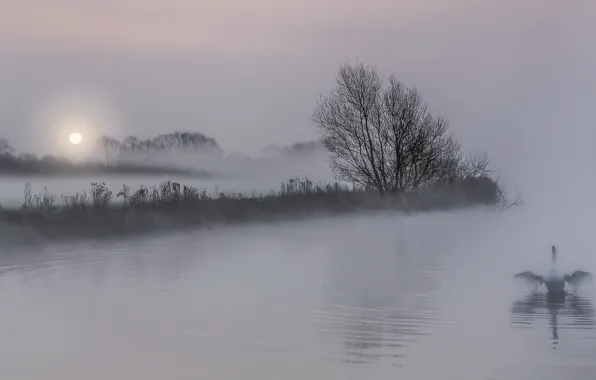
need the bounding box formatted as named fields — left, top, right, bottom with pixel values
left=514, top=245, right=592, bottom=295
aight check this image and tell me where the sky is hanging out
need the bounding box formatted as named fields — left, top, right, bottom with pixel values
left=1, top=0, right=595, bottom=192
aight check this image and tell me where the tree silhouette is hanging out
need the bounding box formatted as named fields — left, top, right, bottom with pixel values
left=96, top=131, right=222, bottom=160
left=0, top=137, right=14, bottom=156
left=312, top=62, right=492, bottom=195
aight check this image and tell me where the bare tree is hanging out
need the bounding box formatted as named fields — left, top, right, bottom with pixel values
left=95, top=131, right=222, bottom=161
left=312, top=62, right=387, bottom=193
left=312, top=62, right=484, bottom=196
left=97, top=136, right=121, bottom=164
left=0, top=137, right=14, bottom=156
left=160, top=133, right=177, bottom=152
left=122, top=136, right=142, bottom=153
left=456, top=152, right=492, bottom=180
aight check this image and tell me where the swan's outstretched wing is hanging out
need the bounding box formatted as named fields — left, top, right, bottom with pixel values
left=514, top=271, right=544, bottom=287
left=564, top=270, right=592, bottom=289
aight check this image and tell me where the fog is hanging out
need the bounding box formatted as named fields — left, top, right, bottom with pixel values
left=1, top=0, right=596, bottom=378
left=0, top=208, right=594, bottom=379
left=1, top=0, right=594, bottom=165
left=2, top=0, right=595, bottom=198
left=108, top=140, right=335, bottom=182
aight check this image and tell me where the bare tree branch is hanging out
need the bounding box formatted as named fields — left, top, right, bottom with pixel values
left=311, top=61, right=511, bottom=207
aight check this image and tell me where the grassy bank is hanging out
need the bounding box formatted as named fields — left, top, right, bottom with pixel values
left=0, top=176, right=502, bottom=242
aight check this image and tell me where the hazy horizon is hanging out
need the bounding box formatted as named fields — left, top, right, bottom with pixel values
left=2, top=2, right=596, bottom=375
left=1, top=1, right=594, bottom=176
left=0, top=0, right=594, bottom=259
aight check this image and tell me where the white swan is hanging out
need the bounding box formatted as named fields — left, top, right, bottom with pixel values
left=514, top=246, right=592, bottom=294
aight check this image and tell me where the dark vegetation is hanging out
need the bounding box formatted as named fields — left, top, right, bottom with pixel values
left=0, top=176, right=501, bottom=242
left=0, top=131, right=221, bottom=177
left=312, top=62, right=506, bottom=197
left=261, top=140, right=326, bottom=157
left=0, top=61, right=520, bottom=241
left=96, top=131, right=223, bottom=164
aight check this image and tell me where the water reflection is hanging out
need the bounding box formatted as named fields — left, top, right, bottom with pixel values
left=313, top=300, right=442, bottom=366
left=510, top=293, right=595, bottom=348
left=312, top=233, right=446, bottom=367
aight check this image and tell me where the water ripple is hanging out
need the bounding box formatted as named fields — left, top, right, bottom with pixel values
left=510, top=293, right=595, bottom=348
left=312, top=295, right=446, bottom=365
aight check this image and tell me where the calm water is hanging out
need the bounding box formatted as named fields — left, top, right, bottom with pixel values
left=0, top=210, right=594, bottom=379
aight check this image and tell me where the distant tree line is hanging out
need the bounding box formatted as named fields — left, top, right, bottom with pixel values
left=97, top=131, right=223, bottom=164
left=281, top=140, right=326, bottom=156
left=0, top=132, right=219, bottom=177
left=312, top=61, right=510, bottom=205
left=259, top=140, right=326, bottom=158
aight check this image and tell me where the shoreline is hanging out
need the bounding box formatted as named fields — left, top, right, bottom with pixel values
left=0, top=177, right=502, bottom=244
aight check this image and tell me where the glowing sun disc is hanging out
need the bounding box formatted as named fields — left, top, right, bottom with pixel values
left=69, top=132, right=82, bottom=145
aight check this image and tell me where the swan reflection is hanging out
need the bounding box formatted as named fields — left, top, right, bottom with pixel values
left=510, top=293, right=594, bottom=348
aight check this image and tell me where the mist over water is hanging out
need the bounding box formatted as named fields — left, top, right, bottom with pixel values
left=1, top=1, right=596, bottom=378
left=0, top=206, right=594, bottom=379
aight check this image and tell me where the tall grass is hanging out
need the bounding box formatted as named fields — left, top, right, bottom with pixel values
left=0, top=176, right=499, bottom=241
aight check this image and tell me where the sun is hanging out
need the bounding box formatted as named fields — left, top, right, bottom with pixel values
left=69, top=132, right=82, bottom=145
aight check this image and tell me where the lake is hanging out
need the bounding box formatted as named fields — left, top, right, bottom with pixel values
left=0, top=208, right=594, bottom=379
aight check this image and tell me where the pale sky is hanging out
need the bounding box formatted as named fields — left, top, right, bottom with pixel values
left=1, top=0, right=595, bottom=188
